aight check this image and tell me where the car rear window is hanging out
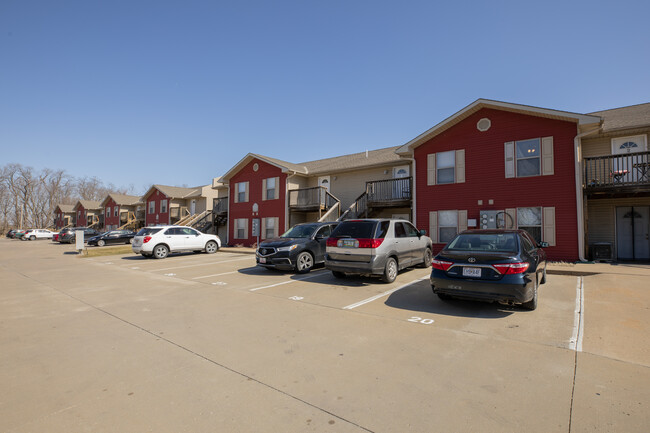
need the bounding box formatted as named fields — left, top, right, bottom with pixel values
left=137, top=228, right=163, bottom=236
left=446, top=233, right=519, bottom=253
left=330, top=221, right=378, bottom=239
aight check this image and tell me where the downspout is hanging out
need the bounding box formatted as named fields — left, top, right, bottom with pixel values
left=400, top=154, right=417, bottom=226
left=574, top=126, right=600, bottom=262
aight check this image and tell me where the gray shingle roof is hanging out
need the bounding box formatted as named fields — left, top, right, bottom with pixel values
left=56, top=204, right=75, bottom=213
left=589, top=103, right=650, bottom=132
left=152, top=184, right=204, bottom=199
left=300, top=146, right=403, bottom=174
left=76, top=200, right=102, bottom=210
left=106, top=193, right=142, bottom=206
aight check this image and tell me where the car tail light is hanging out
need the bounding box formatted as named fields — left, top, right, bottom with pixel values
left=493, top=262, right=529, bottom=275
left=432, top=259, right=453, bottom=271
left=326, top=238, right=338, bottom=247
left=143, top=236, right=152, bottom=243
left=356, top=238, right=384, bottom=248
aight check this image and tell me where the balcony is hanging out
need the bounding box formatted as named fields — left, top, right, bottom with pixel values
left=584, top=151, right=650, bottom=196
left=213, top=196, right=229, bottom=214
left=366, top=177, right=412, bottom=207
left=289, top=187, right=339, bottom=212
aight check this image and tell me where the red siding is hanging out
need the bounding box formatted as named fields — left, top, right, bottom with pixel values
left=144, top=188, right=170, bottom=226
left=229, top=158, right=287, bottom=247
left=414, top=108, right=579, bottom=261
left=76, top=205, right=86, bottom=227
left=104, top=198, right=120, bottom=228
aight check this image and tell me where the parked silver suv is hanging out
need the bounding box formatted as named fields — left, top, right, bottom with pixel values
left=325, top=219, right=433, bottom=283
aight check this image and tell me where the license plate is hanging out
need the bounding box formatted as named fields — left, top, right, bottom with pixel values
left=339, top=239, right=358, bottom=248
left=462, top=267, right=482, bottom=278
left=259, top=257, right=266, bottom=264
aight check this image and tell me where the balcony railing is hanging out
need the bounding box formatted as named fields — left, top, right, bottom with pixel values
left=289, top=187, right=339, bottom=210
left=213, top=196, right=229, bottom=214
left=366, top=177, right=412, bottom=204
left=584, top=151, right=650, bottom=192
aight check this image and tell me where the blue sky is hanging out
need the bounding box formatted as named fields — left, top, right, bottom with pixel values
left=2, top=0, right=649, bottom=194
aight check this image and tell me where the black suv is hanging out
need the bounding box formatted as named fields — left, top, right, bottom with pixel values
left=58, top=227, right=101, bottom=244
left=256, top=222, right=338, bottom=273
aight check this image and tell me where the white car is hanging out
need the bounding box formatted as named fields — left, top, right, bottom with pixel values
left=22, top=229, right=56, bottom=241
left=132, top=225, right=221, bottom=259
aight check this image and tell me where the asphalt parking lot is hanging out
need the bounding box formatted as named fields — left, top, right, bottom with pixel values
left=1, top=238, right=648, bottom=433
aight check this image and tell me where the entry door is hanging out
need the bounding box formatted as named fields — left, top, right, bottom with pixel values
left=616, top=206, right=650, bottom=260
left=190, top=200, right=196, bottom=215
left=318, top=176, right=330, bottom=205
left=392, top=165, right=410, bottom=199
left=612, top=137, right=647, bottom=183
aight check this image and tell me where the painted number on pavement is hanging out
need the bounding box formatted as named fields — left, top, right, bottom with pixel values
left=408, top=316, right=435, bottom=325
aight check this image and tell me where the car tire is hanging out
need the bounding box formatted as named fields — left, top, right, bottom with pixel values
left=153, top=244, right=169, bottom=259
left=437, top=292, right=452, bottom=301
left=295, top=252, right=314, bottom=274
left=205, top=240, right=219, bottom=254
left=381, top=257, right=398, bottom=283
left=522, top=278, right=538, bottom=311
left=128, top=238, right=133, bottom=244
left=332, top=271, right=346, bottom=279
left=97, top=239, right=105, bottom=247
left=540, top=267, right=547, bottom=284
left=29, top=236, right=36, bottom=241
left=419, top=248, right=433, bottom=268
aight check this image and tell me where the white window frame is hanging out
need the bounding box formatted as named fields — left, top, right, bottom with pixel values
left=427, top=149, right=465, bottom=185
left=263, top=177, right=278, bottom=201
left=436, top=150, right=456, bottom=185
left=263, top=217, right=277, bottom=239
left=114, top=206, right=119, bottom=217
left=611, top=135, right=648, bottom=154
left=106, top=207, right=111, bottom=218
left=515, top=138, right=541, bottom=177
left=235, top=182, right=249, bottom=203
left=160, top=199, right=168, bottom=213
left=234, top=218, right=248, bottom=239
left=438, top=210, right=459, bottom=244
left=148, top=201, right=155, bottom=214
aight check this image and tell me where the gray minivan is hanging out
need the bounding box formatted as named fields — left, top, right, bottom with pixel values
left=325, top=219, right=433, bottom=283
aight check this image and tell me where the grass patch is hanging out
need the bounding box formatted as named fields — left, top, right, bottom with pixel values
left=81, top=245, right=134, bottom=258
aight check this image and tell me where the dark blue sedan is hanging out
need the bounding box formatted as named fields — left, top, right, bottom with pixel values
left=430, top=229, right=547, bottom=310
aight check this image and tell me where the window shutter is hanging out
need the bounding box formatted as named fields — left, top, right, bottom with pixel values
left=261, top=218, right=267, bottom=239
left=455, top=149, right=465, bottom=183
left=233, top=184, right=239, bottom=204
left=275, top=177, right=280, bottom=199
left=505, top=208, right=517, bottom=230
left=543, top=207, right=556, bottom=246
left=274, top=217, right=280, bottom=237
left=458, top=210, right=468, bottom=233
left=244, top=218, right=249, bottom=240
left=244, top=182, right=250, bottom=202
left=427, top=154, right=436, bottom=185
left=505, top=142, right=515, bottom=178
left=429, top=211, right=438, bottom=243
left=541, top=136, right=554, bottom=176
left=262, top=179, right=267, bottom=201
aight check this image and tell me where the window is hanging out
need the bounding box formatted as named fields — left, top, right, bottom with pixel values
left=235, top=218, right=248, bottom=239
left=148, top=201, right=155, bottom=214
left=515, top=138, right=541, bottom=177
left=106, top=207, right=111, bottom=218
left=436, top=151, right=455, bottom=184
left=264, top=177, right=277, bottom=200
left=114, top=207, right=119, bottom=217
left=438, top=210, right=458, bottom=243
left=264, top=217, right=276, bottom=239
left=612, top=135, right=647, bottom=154
left=517, top=207, right=542, bottom=243
left=236, top=182, right=248, bottom=203
left=160, top=200, right=168, bottom=213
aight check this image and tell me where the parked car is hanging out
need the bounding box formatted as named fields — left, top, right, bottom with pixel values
left=430, top=229, right=547, bottom=310
left=6, top=229, right=20, bottom=238
left=256, top=222, right=338, bottom=273
left=132, top=225, right=221, bottom=259
left=325, top=219, right=433, bottom=283
left=22, top=229, right=56, bottom=241
left=13, top=230, right=29, bottom=240
left=58, top=227, right=101, bottom=244
left=87, top=230, right=136, bottom=247
left=54, top=227, right=76, bottom=242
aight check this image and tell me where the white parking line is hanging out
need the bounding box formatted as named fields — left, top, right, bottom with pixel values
left=192, top=271, right=239, bottom=280
left=569, top=277, right=585, bottom=351
left=343, top=277, right=428, bottom=310
left=154, top=256, right=252, bottom=272
left=249, top=271, right=328, bottom=291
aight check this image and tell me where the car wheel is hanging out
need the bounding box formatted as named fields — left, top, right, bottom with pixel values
left=437, top=292, right=452, bottom=301
left=205, top=240, right=219, bottom=254
left=97, top=239, right=105, bottom=247
left=522, top=278, right=538, bottom=311
left=295, top=252, right=314, bottom=274
left=153, top=244, right=169, bottom=259
left=332, top=271, right=346, bottom=279
left=381, top=257, right=398, bottom=283
left=419, top=248, right=433, bottom=268
left=540, top=267, right=547, bottom=284
left=29, top=236, right=36, bottom=241
left=128, top=238, right=133, bottom=244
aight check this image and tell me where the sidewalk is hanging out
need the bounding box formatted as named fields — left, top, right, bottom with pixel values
left=548, top=261, right=650, bottom=277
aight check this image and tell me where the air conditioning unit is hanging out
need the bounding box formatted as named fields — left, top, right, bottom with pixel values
left=590, top=243, right=612, bottom=261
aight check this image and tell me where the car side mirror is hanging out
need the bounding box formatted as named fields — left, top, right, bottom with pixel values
left=539, top=242, right=549, bottom=248
left=419, top=229, right=427, bottom=237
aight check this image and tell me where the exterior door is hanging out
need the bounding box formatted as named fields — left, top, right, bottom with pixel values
left=612, top=136, right=647, bottom=183
left=616, top=206, right=650, bottom=260
left=190, top=200, right=196, bottom=215
left=392, top=165, right=410, bottom=199
left=318, top=176, right=330, bottom=206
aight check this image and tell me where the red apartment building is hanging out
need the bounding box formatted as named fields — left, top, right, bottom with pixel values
left=397, top=99, right=602, bottom=262
left=101, top=193, right=142, bottom=231
left=54, top=204, right=75, bottom=229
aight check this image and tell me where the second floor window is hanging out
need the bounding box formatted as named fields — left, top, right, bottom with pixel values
left=114, top=207, right=119, bottom=217
left=436, top=151, right=456, bottom=184
left=235, top=182, right=249, bottom=203
left=148, top=201, right=155, bottom=214
left=160, top=200, right=168, bottom=213
left=265, top=177, right=277, bottom=200
left=106, top=207, right=111, bottom=218
left=516, top=139, right=541, bottom=177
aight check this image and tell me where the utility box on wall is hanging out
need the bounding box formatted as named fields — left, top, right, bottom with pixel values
left=479, top=210, right=505, bottom=229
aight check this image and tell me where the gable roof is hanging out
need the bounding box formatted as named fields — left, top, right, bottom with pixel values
left=55, top=204, right=75, bottom=213
left=396, top=99, right=602, bottom=154
left=588, top=102, right=650, bottom=133
left=100, top=193, right=142, bottom=208
left=73, top=200, right=102, bottom=211
left=142, top=184, right=205, bottom=200
left=220, top=147, right=403, bottom=181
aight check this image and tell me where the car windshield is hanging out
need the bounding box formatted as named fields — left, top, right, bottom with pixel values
left=445, top=233, right=519, bottom=253
left=280, top=224, right=318, bottom=238
left=331, top=221, right=377, bottom=239
left=136, top=228, right=163, bottom=236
